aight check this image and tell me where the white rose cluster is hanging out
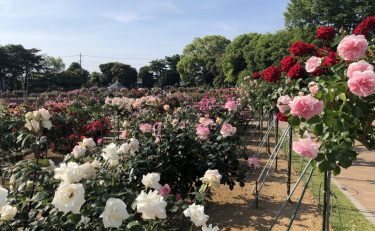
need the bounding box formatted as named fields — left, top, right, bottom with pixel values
left=199, top=169, right=222, bottom=187
left=0, top=185, right=17, bottom=221
left=183, top=203, right=219, bottom=230
left=24, top=108, right=52, bottom=133
left=71, top=138, right=96, bottom=159
left=101, top=138, right=140, bottom=166
left=54, top=161, right=97, bottom=184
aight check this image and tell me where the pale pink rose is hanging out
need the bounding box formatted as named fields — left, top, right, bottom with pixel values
left=277, top=95, right=292, bottom=113
left=196, top=125, right=210, bottom=140
left=220, top=123, right=237, bottom=138
left=163, top=104, right=170, bottom=111
left=337, top=35, right=368, bottom=61
left=347, top=60, right=374, bottom=79
left=120, top=130, right=129, bottom=139
left=347, top=70, right=375, bottom=97
left=247, top=157, right=261, bottom=169
left=139, top=123, right=153, bottom=133
left=289, top=95, right=323, bottom=120
left=224, top=100, right=237, bottom=111
left=159, top=184, right=171, bottom=196
left=199, top=118, right=214, bottom=127
left=292, top=136, right=320, bottom=159
left=305, top=56, right=322, bottom=73
left=97, top=138, right=103, bottom=145
left=308, top=82, right=319, bottom=96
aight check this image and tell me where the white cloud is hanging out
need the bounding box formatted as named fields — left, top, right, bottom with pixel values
left=108, top=13, right=151, bottom=23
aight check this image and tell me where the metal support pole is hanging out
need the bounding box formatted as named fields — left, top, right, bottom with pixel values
left=322, top=171, right=332, bottom=231
left=275, top=109, right=279, bottom=171
left=255, top=180, right=259, bottom=208
left=287, top=124, right=292, bottom=197
left=267, top=111, right=272, bottom=155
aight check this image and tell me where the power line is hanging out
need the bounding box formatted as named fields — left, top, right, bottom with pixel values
left=59, top=54, right=154, bottom=60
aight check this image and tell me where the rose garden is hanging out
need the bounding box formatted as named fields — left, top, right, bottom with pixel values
left=0, top=3, right=375, bottom=231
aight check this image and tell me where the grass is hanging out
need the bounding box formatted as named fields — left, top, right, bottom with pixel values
left=282, top=143, right=375, bottom=231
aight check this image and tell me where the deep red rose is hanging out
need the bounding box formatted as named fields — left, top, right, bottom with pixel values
left=277, top=112, right=288, bottom=122
left=317, top=47, right=331, bottom=57
left=287, top=63, right=305, bottom=79
left=262, top=66, right=282, bottom=82
left=290, top=41, right=316, bottom=56
left=322, top=52, right=338, bottom=66
left=311, top=68, right=326, bottom=76
left=280, top=56, right=297, bottom=72
left=353, top=16, right=375, bottom=39
left=252, top=72, right=261, bottom=79
left=316, top=26, right=336, bottom=40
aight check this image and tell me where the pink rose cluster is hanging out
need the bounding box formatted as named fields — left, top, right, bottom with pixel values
left=220, top=123, right=237, bottom=138
left=292, top=136, right=320, bottom=159
left=289, top=95, right=323, bottom=120
left=347, top=60, right=375, bottom=97
left=139, top=123, right=153, bottom=133
left=196, top=125, right=210, bottom=140
left=223, top=100, right=237, bottom=112
left=337, top=34, right=368, bottom=61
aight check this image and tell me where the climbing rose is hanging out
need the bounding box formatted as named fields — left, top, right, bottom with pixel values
left=316, top=26, right=336, bottom=40
left=290, top=41, right=315, bottom=56
left=347, top=60, right=374, bottom=79
left=141, top=173, right=162, bottom=190
left=220, top=123, right=237, bottom=137
left=276, top=95, right=292, bottom=113
left=52, top=183, right=86, bottom=214
left=337, top=34, right=368, bottom=61
left=262, top=66, right=281, bottom=82
left=347, top=70, right=375, bottom=97
left=287, top=63, right=305, bottom=79
left=289, top=95, right=324, bottom=120
left=280, top=56, right=297, bottom=72
left=196, top=125, right=210, bottom=140
left=352, top=16, right=375, bottom=39
left=159, top=184, right=171, bottom=196
left=183, top=203, right=209, bottom=227
left=200, top=169, right=222, bottom=187
left=135, top=190, right=167, bottom=220
left=100, top=198, right=129, bottom=228
left=305, top=56, right=322, bottom=73
left=293, top=136, right=320, bottom=159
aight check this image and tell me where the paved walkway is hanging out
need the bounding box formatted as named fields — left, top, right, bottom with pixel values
left=332, top=146, right=375, bottom=226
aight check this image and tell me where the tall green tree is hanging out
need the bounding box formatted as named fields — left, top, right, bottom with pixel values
left=285, top=0, right=375, bottom=31
left=99, top=62, right=137, bottom=88
left=177, top=35, right=230, bottom=86
left=138, top=66, right=154, bottom=88
left=149, top=54, right=180, bottom=87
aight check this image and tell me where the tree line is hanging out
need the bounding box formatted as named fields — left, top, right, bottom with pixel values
left=0, top=0, right=373, bottom=92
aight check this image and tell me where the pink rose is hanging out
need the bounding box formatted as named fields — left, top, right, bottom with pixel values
left=308, top=82, right=319, bottom=96
left=305, top=56, right=322, bottom=73
left=220, top=123, right=237, bottom=138
left=347, top=60, right=374, bottom=79
left=224, top=100, right=237, bottom=111
left=292, top=136, right=320, bottom=159
left=139, top=123, right=153, bottom=133
left=289, top=95, right=323, bottom=120
left=159, top=184, right=171, bottom=196
left=163, top=104, right=170, bottom=111
left=247, top=157, right=261, bottom=169
left=120, top=130, right=129, bottom=138
left=196, top=125, right=210, bottom=140
left=276, top=95, right=292, bottom=113
left=348, top=70, right=375, bottom=97
left=199, top=117, right=214, bottom=127
left=337, top=35, right=368, bottom=61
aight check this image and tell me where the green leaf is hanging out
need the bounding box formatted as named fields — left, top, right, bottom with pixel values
left=288, top=116, right=300, bottom=126
left=127, top=220, right=140, bottom=229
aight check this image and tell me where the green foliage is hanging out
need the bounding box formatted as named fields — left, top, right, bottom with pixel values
left=138, top=66, right=154, bottom=88
left=149, top=54, right=181, bottom=87
left=99, top=62, right=138, bottom=88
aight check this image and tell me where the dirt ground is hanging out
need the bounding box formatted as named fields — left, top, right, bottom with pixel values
left=207, top=131, right=322, bottom=231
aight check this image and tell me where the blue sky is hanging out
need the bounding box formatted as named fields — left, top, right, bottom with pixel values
left=0, top=0, right=289, bottom=71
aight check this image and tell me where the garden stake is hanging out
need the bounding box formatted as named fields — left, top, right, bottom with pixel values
left=274, top=108, right=279, bottom=171
left=287, top=124, right=292, bottom=199
left=254, top=180, right=259, bottom=208
left=322, top=171, right=332, bottom=231
left=267, top=110, right=272, bottom=155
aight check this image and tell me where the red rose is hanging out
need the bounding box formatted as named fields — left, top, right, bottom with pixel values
left=290, top=41, right=316, bottom=56
left=317, top=47, right=331, bottom=57
left=280, top=56, right=297, bottom=72
left=311, top=68, right=326, bottom=76
left=322, top=52, right=338, bottom=66
left=277, top=112, right=288, bottom=122
left=262, top=66, right=282, bottom=82
left=353, top=16, right=375, bottom=39
left=316, top=26, right=336, bottom=40
left=287, top=63, right=305, bottom=79
left=252, top=72, right=261, bottom=79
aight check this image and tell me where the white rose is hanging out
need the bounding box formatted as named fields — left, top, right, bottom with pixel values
left=91, top=159, right=101, bottom=168
left=41, top=120, right=52, bottom=130
left=135, top=190, right=167, bottom=220
left=128, top=138, right=139, bottom=154
left=199, top=170, right=222, bottom=187
left=52, top=183, right=85, bottom=214
left=202, top=224, right=220, bottom=231
left=183, top=203, right=208, bottom=227
left=25, top=119, right=40, bottom=132
left=123, top=120, right=130, bottom=128
left=100, top=198, right=129, bottom=228
left=0, top=186, right=8, bottom=207
left=25, top=112, right=34, bottom=120
left=102, top=143, right=120, bottom=165
left=141, top=173, right=161, bottom=190
left=81, top=138, right=96, bottom=149
left=38, top=108, right=51, bottom=121
left=32, top=111, right=41, bottom=120
left=72, top=145, right=87, bottom=159
left=54, top=162, right=85, bottom=183
left=0, top=205, right=17, bottom=221
left=119, top=143, right=130, bottom=154
left=79, top=163, right=96, bottom=179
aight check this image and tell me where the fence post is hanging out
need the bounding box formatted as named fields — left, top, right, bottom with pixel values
left=322, top=171, right=332, bottom=231
left=287, top=124, right=292, bottom=198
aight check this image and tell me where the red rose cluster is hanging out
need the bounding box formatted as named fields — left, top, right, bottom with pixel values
left=316, top=26, right=336, bottom=40
left=290, top=41, right=315, bottom=56
left=280, top=56, right=297, bottom=72
left=287, top=63, right=305, bottom=79
left=353, top=16, right=375, bottom=39
left=262, top=66, right=281, bottom=82
left=322, top=52, right=338, bottom=66
left=252, top=72, right=261, bottom=79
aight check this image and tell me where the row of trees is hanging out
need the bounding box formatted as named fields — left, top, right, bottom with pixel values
left=1, top=0, right=373, bottom=92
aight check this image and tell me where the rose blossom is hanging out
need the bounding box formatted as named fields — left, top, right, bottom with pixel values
left=220, top=123, right=237, bottom=137
left=139, top=123, right=153, bottom=133
left=141, top=173, right=162, bottom=190
left=277, top=112, right=288, bottom=122
left=289, top=95, right=323, bottom=120
left=196, top=125, right=210, bottom=140
left=135, top=190, right=167, bottom=220
left=54, top=162, right=85, bottom=184
left=0, top=186, right=8, bottom=207
left=316, top=26, right=336, bottom=40
left=287, top=63, right=305, bottom=79
left=347, top=60, right=374, bottom=79
left=276, top=95, right=292, bottom=113
left=203, top=224, right=220, bottom=231
left=224, top=100, right=237, bottom=111
left=199, top=117, right=214, bottom=126
left=81, top=138, right=96, bottom=149
left=79, top=162, right=96, bottom=179
left=52, top=183, right=86, bottom=214
left=247, top=157, right=261, bottom=169
left=199, top=169, right=222, bottom=187
left=347, top=70, right=375, bottom=97
left=100, top=198, right=129, bottom=228
left=0, top=205, right=17, bottom=221
left=308, top=82, right=319, bottom=96
left=163, top=104, right=170, bottom=111
left=183, top=203, right=209, bottom=227
left=128, top=138, right=139, bottom=154
left=159, top=184, right=171, bottom=196
left=305, top=56, right=322, bottom=73
left=293, top=136, right=320, bottom=159
left=280, top=56, right=297, bottom=72
left=290, top=41, right=315, bottom=56
left=337, top=34, right=368, bottom=61
left=71, top=145, right=87, bottom=159
left=262, top=66, right=281, bottom=82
